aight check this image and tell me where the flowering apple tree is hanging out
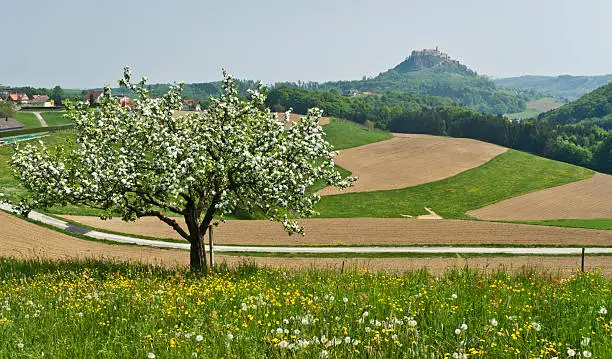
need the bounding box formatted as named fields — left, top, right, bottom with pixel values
left=9, top=67, right=354, bottom=271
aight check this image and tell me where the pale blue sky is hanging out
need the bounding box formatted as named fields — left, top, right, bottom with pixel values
left=1, top=0, right=611, bottom=88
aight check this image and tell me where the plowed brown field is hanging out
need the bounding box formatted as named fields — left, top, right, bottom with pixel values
left=61, top=216, right=612, bottom=246
left=319, top=134, right=506, bottom=195
left=469, top=173, right=612, bottom=220
left=2, top=212, right=611, bottom=275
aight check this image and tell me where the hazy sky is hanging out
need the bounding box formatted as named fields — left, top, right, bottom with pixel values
left=2, top=0, right=611, bottom=88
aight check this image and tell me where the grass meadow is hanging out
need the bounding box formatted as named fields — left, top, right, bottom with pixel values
left=516, top=219, right=612, bottom=231
left=12, top=112, right=40, bottom=129
left=0, top=258, right=609, bottom=358
left=322, top=119, right=393, bottom=150
left=41, top=112, right=73, bottom=126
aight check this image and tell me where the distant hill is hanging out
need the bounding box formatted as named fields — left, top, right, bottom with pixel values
left=297, top=48, right=526, bottom=115
left=494, top=75, right=612, bottom=100
left=538, top=82, right=612, bottom=130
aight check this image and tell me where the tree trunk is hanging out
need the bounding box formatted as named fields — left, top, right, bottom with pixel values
left=185, top=209, right=207, bottom=272
left=189, top=232, right=207, bottom=272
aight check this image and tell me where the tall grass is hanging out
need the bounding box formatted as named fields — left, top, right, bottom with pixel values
left=0, top=258, right=609, bottom=358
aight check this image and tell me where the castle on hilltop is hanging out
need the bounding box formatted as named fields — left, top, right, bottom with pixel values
left=411, top=46, right=450, bottom=60
left=394, top=46, right=466, bottom=73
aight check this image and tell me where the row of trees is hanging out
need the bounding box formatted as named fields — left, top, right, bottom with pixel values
left=267, top=86, right=611, bottom=173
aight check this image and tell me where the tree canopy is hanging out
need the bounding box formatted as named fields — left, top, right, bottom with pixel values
left=8, top=68, right=353, bottom=271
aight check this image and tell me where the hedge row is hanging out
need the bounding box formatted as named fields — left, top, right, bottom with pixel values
left=0, top=124, right=74, bottom=139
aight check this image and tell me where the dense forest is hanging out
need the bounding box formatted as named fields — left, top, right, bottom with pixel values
left=266, top=86, right=612, bottom=174
left=495, top=74, right=612, bottom=100
left=266, top=87, right=454, bottom=128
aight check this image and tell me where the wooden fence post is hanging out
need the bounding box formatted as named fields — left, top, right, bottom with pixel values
left=581, top=248, right=585, bottom=272
left=209, top=225, right=214, bottom=271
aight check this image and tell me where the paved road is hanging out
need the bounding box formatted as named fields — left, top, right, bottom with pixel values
left=32, top=112, right=48, bottom=127
left=1, top=203, right=611, bottom=255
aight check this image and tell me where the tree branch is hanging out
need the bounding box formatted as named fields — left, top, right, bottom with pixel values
left=121, top=194, right=190, bottom=241
left=141, top=209, right=190, bottom=241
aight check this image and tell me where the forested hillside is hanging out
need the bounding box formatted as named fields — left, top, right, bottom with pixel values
left=538, top=82, right=612, bottom=130
left=495, top=75, right=612, bottom=100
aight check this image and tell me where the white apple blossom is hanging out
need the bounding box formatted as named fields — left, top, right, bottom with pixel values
left=9, top=67, right=354, bottom=271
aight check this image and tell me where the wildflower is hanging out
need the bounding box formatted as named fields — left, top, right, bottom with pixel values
left=226, top=333, right=234, bottom=341
left=531, top=322, right=541, bottom=331
left=276, top=328, right=283, bottom=334
left=320, top=350, right=329, bottom=358
left=581, top=337, right=591, bottom=346
left=78, top=312, right=84, bottom=317
left=567, top=348, right=576, bottom=357
left=301, top=318, right=309, bottom=325
left=17, top=343, right=24, bottom=350
left=283, top=319, right=289, bottom=325
left=329, top=296, right=335, bottom=301
left=391, top=334, right=398, bottom=341
left=195, top=334, right=203, bottom=342
left=294, top=329, right=300, bottom=335
left=278, top=340, right=288, bottom=349
left=343, top=297, right=349, bottom=303
left=192, top=353, right=198, bottom=358
left=451, top=294, right=457, bottom=299
left=490, top=318, right=498, bottom=327
left=362, top=311, right=369, bottom=317
left=352, top=339, right=359, bottom=346
left=365, top=327, right=371, bottom=333
left=147, top=353, right=155, bottom=359
left=460, top=323, right=468, bottom=331
left=452, top=353, right=460, bottom=359
left=455, top=329, right=462, bottom=335
left=344, top=336, right=351, bottom=344
left=583, top=351, right=592, bottom=358
left=600, top=306, right=608, bottom=315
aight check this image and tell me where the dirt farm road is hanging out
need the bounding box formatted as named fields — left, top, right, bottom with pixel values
left=2, top=210, right=612, bottom=275
left=2, top=204, right=612, bottom=256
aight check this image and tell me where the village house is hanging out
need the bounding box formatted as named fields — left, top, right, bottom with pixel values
left=28, top=95, right=54, bottom=107
left=117, top=95, right=134, bottom=107
left=6, top=93, right=29, bottom=104
left=82, top=90, right=104, bottom=104
left=181, top=99, right=201, bottom=111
